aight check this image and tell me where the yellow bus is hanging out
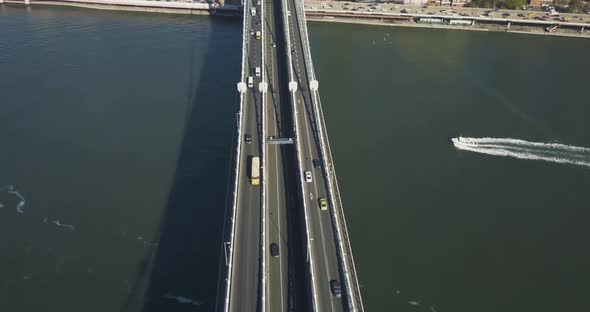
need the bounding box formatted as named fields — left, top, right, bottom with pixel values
left=250, top=156, right=260, bottom=185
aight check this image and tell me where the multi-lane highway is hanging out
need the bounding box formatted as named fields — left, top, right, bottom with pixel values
left=226, top=0, right=263, bottom=310
left=262, top=0, right=290, bottom=310
left=224, top=0, right=362, bottom=310
left=284, top=0, right=345, bottom=310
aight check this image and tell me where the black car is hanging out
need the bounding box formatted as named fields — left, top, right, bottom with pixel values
left=313, top=158, right=321, bottom=168
left=270, top=243, right=279, bottom=258
left=329, top=280, right=342, bottom=298
left=245, top=134, right=252, bottom=144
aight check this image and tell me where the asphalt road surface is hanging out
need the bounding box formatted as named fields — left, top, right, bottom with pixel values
left=284, top=0, right=345, bottom=310
left=262, top=0, right=290, bottom=310
left=228, top=0, right=263, bottom=310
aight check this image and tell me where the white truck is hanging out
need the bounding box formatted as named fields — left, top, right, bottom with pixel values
left=251, top=8, right=256, bottom=16
left=248, top=76, right=254, bottom=88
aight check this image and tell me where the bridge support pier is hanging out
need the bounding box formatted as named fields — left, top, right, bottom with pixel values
left=24, top=0, right=30, bottom=5
left=582, top=26, right=585, bottom=33
left=0, top=0, right=4, bottom=4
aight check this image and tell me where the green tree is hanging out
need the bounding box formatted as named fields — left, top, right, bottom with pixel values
left=568, top=0, right=583, bottom=12
left=504, top=0, right=526, bottom=9
left=466, top=0, right=496, bottom=8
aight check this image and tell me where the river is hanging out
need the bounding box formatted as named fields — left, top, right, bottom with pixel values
left=1, top=4, right=590, bottom=312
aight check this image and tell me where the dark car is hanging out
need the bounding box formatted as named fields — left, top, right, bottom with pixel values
left=329, top=280, right=342, bottom=298
left=313, top=158, right=321, bottom=168
left=502, top=13, right=510, bottom=17
left=270, top=243, right=279, bottom=258
left=245, top=134, right=252, bottom=144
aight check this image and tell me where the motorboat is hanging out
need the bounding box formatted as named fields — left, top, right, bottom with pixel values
left=450, top=136, right=478, bottom=148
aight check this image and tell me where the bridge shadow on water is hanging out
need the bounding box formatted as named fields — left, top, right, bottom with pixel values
left=119, top=14, right=241, bottom=312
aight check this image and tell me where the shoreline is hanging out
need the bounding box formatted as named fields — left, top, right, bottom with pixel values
left=3, top=0, right=590, bottom=39
left=3, top=0, right=241, bottom=16
left=307, top=16, right=590, bottom=39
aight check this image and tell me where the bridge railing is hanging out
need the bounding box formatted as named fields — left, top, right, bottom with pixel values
left=281, top=0, right=319, bottom=310
left=221, top=0, right=249, bottom=311
left=260, top=0, right=267, bottom=309
left=291, top=0, right=364, bottom=310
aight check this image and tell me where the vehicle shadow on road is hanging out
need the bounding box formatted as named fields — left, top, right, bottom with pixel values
left=118, top=14, right=241, bottom=312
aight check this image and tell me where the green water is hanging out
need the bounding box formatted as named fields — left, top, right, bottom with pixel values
left=0, top=5, right=240, bottom=311
left=310, top=23, right=590, bottom=311
left=2, top=4, right=590, bottom=312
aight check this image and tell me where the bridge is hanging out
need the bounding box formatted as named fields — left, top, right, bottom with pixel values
left=218, top=0, right=363, bottom=311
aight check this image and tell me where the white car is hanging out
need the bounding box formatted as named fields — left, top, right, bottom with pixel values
left=304, top=171, right=312, bottom=183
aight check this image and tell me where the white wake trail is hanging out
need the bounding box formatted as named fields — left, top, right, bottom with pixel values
left=453, top=137, right=590, bottom=168
left=466, top=137, right=590, bottom=153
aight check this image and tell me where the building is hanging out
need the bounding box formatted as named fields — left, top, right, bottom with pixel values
left=431, top=0, right=472, bottom=6
left=433, top=0, right=452, bottom=5
left=451, top=0, right=471, bottom=6
left=528, top=0, right=554, bottom=6
left=403, top=0, right=428, bottom=5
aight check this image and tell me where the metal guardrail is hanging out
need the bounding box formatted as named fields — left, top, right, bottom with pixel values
left=281, top=0, right=319, bottom=310
left=260, top=0, right=267, bottom=309
left=292, top=0, right=364, bottom=310
left=222, top=0, right=249, bottom=311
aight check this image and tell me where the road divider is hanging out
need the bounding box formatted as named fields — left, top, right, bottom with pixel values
left=281, top=0, right=319, bottom=310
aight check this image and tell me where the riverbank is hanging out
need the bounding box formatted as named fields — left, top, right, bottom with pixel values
left=2, top=0, right=590, bottom=38
left=306, top=14, right=590, bottom=39
left=2, top=0, right=241, bottom=16
left=304, top=1, right=590, bottom=39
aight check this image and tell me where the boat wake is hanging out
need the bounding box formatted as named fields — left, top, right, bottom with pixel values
left=451, top=137, right=590, bottom=168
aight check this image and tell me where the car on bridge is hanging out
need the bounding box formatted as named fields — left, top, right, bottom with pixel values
left=313, top=158, right=321, bottom=168
left=330, top=280, right=342, bottom=298
left=270, top=243, right=279, bottom=258
left=319, top=198, right=328, bottom=211
left=304, top=171, right=312, bottom=183
left=245, top=134, right=252, bottom=144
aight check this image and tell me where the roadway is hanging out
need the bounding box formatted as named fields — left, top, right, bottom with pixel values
left=227, top=0, right=263, bottom=310
left=262, top=0, right=290, bottom=310
left=284, top=0, right=345, bottom=310
left=304, top=1, right=590, bottom=24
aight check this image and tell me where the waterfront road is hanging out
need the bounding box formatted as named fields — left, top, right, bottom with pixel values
left=228, top=0, right=263, bottom=310
left=285, top=0, right=345, bottom=310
